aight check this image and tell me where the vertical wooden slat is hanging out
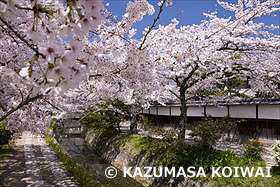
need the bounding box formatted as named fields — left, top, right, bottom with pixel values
left=169, top=106, right=172, bottom=126
left=256, top=104, right=259, bottom=139
left=156, top=106, right=159, bottom=126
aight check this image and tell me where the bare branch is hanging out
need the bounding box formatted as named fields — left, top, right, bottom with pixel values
left=181, top=63, right=199, bottom=89
left=174, top=75, right=181, bottom=87
left=89, top=74, right=102, bottom=78
left=89, top=64, right=129, bottom=78
left=0, top=94, right=43, bottom=122
left=139, top=0, right=167, bottom=50
left=18, top=89, right=24, bottom=102
left=42, top=97, right=62, bottom=112
left=170, top=90, right=180, bottom=99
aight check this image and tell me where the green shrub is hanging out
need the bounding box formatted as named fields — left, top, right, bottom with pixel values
left=82, top=99, right=130, bottom=133
left=122, top=136, right=273, bottom=186
left=188, top=117, right=237, bottom=146
left=273, top=143, right=280, bottom=166
left=85, top=114, right=280, bottom=187
left=244, top=139, right=264, bottom=159
left=138, top=114, right=153, bottom=126
left=0, top=121, right=13, bottom=149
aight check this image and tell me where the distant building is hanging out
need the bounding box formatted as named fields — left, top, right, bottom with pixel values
left=141, top=98, right=280, bottom=140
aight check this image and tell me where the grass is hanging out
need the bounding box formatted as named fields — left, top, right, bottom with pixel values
left=45, top=137, right=111, bottom=187
left=0, top=144, right=13, bottom=160
left=84, top=119, right=280, bottom=187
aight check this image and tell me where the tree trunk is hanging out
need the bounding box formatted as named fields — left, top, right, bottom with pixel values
left=179, top=89, right=187, bottom=139
left=129, top=105, right=138, bottom=133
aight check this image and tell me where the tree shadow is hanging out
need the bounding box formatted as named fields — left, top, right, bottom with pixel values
left=0, top=145, right=28, bottom=187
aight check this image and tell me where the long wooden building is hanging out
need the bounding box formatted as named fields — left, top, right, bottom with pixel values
left=141, top=98, right=280, bottom=140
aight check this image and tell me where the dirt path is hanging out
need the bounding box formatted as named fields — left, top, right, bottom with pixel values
left=0, top=131, right=78, bottom=187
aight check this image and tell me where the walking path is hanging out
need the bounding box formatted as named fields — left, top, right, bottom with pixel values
left=1, top=126, right=278, bottom=186
left=0, top=131, right=78, bottom=187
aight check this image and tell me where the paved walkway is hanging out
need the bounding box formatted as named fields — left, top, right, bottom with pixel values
left=0, top=131, right=78, bottom=187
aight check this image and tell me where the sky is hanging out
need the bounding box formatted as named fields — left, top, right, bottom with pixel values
left=103, top=0, right=280, bottom=38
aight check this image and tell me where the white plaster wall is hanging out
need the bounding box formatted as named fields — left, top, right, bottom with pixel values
left=150, top=107, right=157, bottom=115
left=205, top=106, right=227, bottom=117
left=171, top=107, right=180, bottom=116
left=187, top=106, right=204, bottom=117
left=258, top=105, right=280, bottom=120
left=143, top=108, right=149, bottom=114
left=144, top=104, right=280, bottom=120
left=158, top=107, right=170, bottom=116
left=230, top=105, right=256, bottom=118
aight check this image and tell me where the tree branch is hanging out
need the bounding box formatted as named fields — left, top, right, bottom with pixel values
left=139, top=0, right=167, bottom=50
left=0, top=16, right=44, bottom=58
left=174, top=75, right=180, bottom=87
left=0, top=94, right=43, bottom=122
left=42, top=97, right=62, bottom=112
left=207, top=7, right=262, bottom=39
left=0, top=24, right=20, bottom=45
left=170, top=90, right=180, bottom=99
left=181, top=63, right=199, bottom=89
left=89, top=64, right=129, bottom=78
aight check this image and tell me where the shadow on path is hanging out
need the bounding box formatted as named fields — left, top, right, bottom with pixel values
left=0, top=144, right=28, bottom=187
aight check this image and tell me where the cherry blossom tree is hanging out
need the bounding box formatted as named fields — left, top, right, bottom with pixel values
left=66, top=0, right=170, bottom=132
left=0, top=0, right=279, bottom=138
left=0, top=0, right=108, bottom=133
left=0, top=0, right=168, bottom=134
left=146, top=0, right=280, bottom=139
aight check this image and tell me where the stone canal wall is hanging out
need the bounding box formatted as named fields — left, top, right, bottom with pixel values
left=82, top=128, right=210, bottom=187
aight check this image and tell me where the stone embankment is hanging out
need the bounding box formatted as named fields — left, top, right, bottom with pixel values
left=83, top=128, right=210, bottom=187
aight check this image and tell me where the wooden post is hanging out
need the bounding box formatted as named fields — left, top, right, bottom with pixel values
left=156, top=106, right=159, bottom=127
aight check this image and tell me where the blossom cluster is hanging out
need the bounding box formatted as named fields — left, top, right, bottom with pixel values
left=0, top=0, right=280, bottom=135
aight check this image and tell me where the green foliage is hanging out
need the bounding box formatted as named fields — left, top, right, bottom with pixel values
left=81, top=111, right=122, bottom=143
left=137, top=114, right=153, bottom=125
left=122, top=136, right=278, bottom=186
left=46, top=138, right=110, bottom=187
left=46, top=118, right=57, bottom=134
left=0, top=121, right=13, bottom=149
left=82, top=109, right=130, bottom=148
left=224, top=77, right=244, bottom=92
left=50, top=118, right=58, bottom=126
left=273, top=143, right=280, bottom=166
left=187, top=90, right=224, bottom=100
left=188, top=117, right=237, bottom=146
left=0, top=144, right=13, bottom=160
left=133, top=139, right=235, bottom=173
left=86, top=113, right=280, bottom=187
left=187, top=74, right=249, bottom=100
left=244, top=139, right=264, bottom=159
left=82, top=99, right=129, bottom=133
left=219, top=71, right=248, bottom=97
left=229, top=55, right=241, bottom=60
